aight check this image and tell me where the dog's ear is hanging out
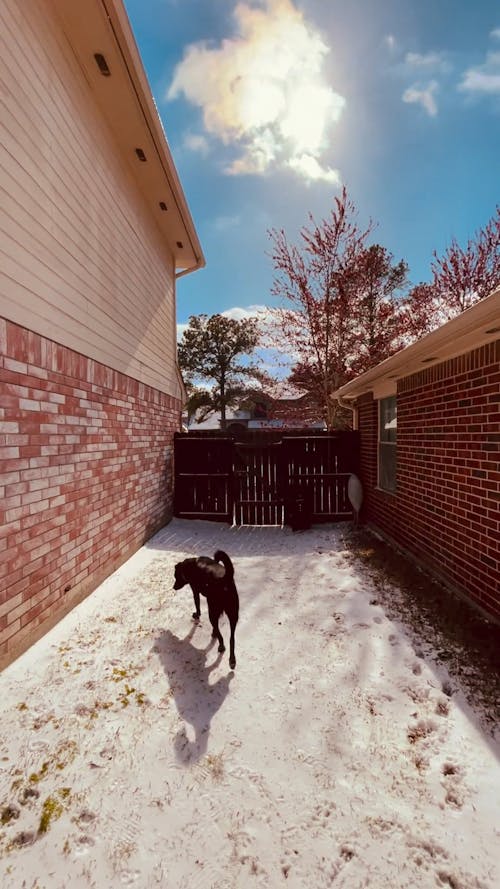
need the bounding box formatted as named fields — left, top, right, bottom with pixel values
left=173, top=562, right=186, bottom=589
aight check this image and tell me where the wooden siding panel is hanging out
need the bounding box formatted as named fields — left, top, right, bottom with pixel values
left=0, top=0, right=179, bottom=397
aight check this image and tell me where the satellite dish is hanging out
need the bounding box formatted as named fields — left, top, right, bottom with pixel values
left=347, top=473, right=363, bottom=524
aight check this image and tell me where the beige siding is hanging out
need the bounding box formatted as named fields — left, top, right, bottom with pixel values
left=0, top=0, right=180, bottom=397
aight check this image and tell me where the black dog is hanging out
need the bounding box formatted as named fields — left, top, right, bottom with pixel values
left=173, top=550, right=239, bottom=669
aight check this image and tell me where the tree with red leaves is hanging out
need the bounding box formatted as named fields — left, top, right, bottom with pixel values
left=349, top=244, right=409, bottom=375
left=432, top=206, right=500, bottom=312
left=405, top=282, right=442, bottom=338
left=268, top=187, right=373, bottom=430
left=281, top=245, right=409, bottom=423
left=407, top=207, right=500, bottom=336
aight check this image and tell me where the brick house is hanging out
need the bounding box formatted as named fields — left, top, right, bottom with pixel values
left=190, top=394, right=326, bottom=432
left=0, top=0, right=204, bottom=667
left=334, top=287, right=500, bottom=623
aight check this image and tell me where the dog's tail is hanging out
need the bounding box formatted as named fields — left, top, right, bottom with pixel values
left=214, top=550, right=234, bottom=579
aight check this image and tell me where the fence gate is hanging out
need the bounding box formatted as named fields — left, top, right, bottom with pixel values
left=233, top=440, right=283, bottom=526
left=174, top=431, right=360, bottom=526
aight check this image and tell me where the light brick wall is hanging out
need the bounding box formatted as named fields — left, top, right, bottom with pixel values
left=1, top=319, right=181, bottom=667
left=356, top=340, right=500, bottom=622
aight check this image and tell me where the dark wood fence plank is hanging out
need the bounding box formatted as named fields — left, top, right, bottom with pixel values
left=233, top=441, right=283, bottom=525
left=174, top=430, right=360, bottom=525
left=174, top=435, right=234, bottom=522
left=281, top=432, right=359, bottom=523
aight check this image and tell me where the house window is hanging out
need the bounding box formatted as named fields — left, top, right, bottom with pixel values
left=378, top=396, right=397, bottom=492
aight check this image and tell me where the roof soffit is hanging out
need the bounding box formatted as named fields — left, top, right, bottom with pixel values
left=51, top=0, right=204, bottom=274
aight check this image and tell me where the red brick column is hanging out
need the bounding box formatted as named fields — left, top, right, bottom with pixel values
left=0, top=319, right=181, bottom=667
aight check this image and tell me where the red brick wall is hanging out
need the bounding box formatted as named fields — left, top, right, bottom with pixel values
left=356, top=340, right=500, bottom=622
left=0, top=319, right=181, bottom=667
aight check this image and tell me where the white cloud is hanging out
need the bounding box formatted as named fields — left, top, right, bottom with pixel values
left=221, top=304, right=269, bottom=321
left=167, top=0, right=345, bottom=184
left=212, top=214, right=241, bottom=232
left=402, top=80, right=439, bottom=116
left=490, top=28, right=500, bottom=40
left=459, top=51, right=500, bottom=96
left=183, top=132, right=210, bottom=155
left=405, top=51, right=451, bottom=73
left=384, top=34, right=397, bottom=52
left=177, top=306, right=271, bottom=341
left=287, top=153, right=341, bottom=184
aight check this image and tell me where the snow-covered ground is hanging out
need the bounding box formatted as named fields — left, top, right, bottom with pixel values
left=0, top=519, right=499, bottom=889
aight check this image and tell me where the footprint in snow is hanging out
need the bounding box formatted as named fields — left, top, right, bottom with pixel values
left=73, top=834, right=95, bottom=856
left=119, top=870, right=140, bottom=885
left=407, top=717, right=438, bottom=744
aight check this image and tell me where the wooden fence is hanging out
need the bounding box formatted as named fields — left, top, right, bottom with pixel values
left=174, top=431, right=360, bottom=526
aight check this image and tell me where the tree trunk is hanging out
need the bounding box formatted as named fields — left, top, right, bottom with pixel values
left=220, top=377, right=226, bottom=430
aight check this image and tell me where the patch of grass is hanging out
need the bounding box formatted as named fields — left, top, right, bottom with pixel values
left=37, top=788, right=71, bottom=834
left=27, top=740, right=78, bottom=787
left=1, top=805, right=20, bottom=826
left=109, top=663, right=140, bottom=686
left=38, top=793, right=65, bottom=834
left=112, top=668, right=129, bottom=681
left=205, top=752, right=225, bottom=781
left=76, top=700, right=114, bottom=727
left=56, top=740, right=78, bottom=769
left=118, top=684, right=136, bottom=707
left=29, top=762, right=49, bottom=783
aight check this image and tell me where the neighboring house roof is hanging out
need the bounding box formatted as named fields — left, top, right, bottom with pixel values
left=334, top=286, right=500, bottom=401
left=185, top=395, right=326, bottom=431
left=52, top=0, right=205, bottom=277
left=185, top=410, right=242, bottom=430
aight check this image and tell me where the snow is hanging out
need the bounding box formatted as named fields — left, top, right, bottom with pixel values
left=0, top=518, right=499, bottom=889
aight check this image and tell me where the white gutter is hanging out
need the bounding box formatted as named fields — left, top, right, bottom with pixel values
left=104, top=0, right=205, bottom=274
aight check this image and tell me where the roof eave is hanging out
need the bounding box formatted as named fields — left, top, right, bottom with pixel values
left=51, top=0, right=205, bottom=276
left=335, top=287, right=500, bottom=401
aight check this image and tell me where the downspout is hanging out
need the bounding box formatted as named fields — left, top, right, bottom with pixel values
left=336, top=394, right=357, bottom=430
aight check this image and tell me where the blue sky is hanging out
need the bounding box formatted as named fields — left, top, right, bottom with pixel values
left=124, top=0, right=500, bottom=329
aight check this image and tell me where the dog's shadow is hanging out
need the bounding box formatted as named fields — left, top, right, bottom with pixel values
left=153, top=624, right=234, bottom=764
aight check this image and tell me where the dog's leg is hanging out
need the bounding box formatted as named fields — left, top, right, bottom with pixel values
left=192, top=588, right=201, bottom=621
left=208, top=603, right=225, bottom=654
left=228, top=616, right=237, bottom=670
